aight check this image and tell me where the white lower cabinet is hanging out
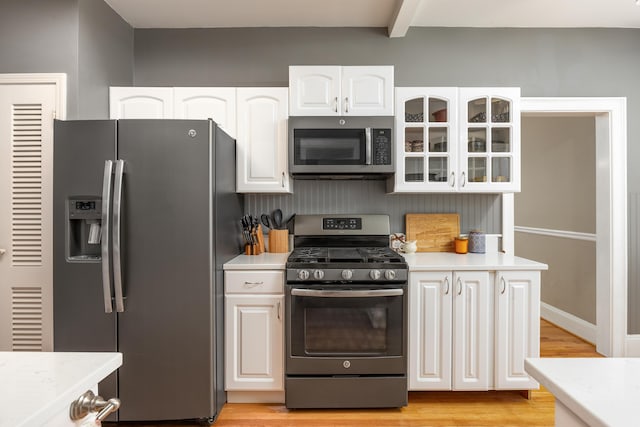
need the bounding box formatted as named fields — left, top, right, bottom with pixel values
left=409, top=269, right=539, bottom=391
left=495, top=271, right=540, bottom=390
left=224, top=271, right=284, bottom=392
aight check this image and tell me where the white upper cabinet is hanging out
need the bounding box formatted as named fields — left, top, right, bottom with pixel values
left=289, top=66, right=394, bottom=116
left=459, top=88, right=520, bottom=193
left=393, top=87, right=520, bottom=193
left=236, top=88, right=291, bottom=193
left=109, top=87, right=173, bottom=119
left=394, top=87, right=459, bottom=193
left=173, top=87, right=236, bottom=138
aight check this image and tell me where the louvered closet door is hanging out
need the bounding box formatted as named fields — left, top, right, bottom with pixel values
left=0, top=84, right=56, bottom=351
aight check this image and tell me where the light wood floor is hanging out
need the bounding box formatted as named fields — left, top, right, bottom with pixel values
left=110, top=319, right=601, bottom=427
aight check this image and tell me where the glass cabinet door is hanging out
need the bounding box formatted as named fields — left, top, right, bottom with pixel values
left=395, top=88, right=458, bottom=192
left=460, top=88, right=520, bottom=192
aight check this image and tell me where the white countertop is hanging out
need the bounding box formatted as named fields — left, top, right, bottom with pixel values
left=0, top=351, right=122, bottom=427
left=223, top=252, right=290, bottom=270
left=404, top=252, right=548, bottom=271
left=222, top=251, right=547, bottom=271
left=525, top=357, right=640, bottom=427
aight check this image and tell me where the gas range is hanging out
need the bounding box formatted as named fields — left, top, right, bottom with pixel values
left=285, top=214, right=408, bottom=284
left=284, top=214, right=409, bottom=409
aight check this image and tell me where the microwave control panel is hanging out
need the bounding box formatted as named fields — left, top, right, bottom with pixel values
left=372, top=129, right=392, bottom=165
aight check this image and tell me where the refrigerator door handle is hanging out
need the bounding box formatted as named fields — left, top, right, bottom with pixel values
left=112, top=159, right=125, bottom=313
left=101, top=160, right=114, bottom=313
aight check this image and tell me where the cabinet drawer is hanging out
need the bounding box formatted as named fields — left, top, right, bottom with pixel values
left=225, top=271, right=284, bottom=294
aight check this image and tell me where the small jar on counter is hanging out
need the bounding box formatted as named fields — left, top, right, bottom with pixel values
left=468, top=230, right=486, bottom=253
left=454, top=236, right=468, bottom=254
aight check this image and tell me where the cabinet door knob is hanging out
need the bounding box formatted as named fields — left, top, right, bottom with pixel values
left=444, top=276, right=450, bottom=295
left=500, top=277, right=506, bottom=294
left=450, top=172, right=455, bottom=188
left=457, top=277, right=462, bottom=296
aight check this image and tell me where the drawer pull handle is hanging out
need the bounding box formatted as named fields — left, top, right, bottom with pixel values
left=243, top=281, right=264, bottom=288
left=277, top=301, right=281, bottom=320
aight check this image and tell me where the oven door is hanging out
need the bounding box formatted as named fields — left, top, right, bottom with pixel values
left=286, top=284, right=407, bottom=376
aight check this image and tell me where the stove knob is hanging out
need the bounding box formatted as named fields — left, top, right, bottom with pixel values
left=369, top=269, right=381, bottom=280
left=313, top=270, right=325, bottom=280
left=341, top=269, right=353, bottom=280
left=298, top=270, right=310, bottom=280
left=385, top=270, right=397, bottom=280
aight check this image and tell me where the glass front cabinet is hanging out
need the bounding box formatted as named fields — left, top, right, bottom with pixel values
left=393, top=87, right=520, bottom=193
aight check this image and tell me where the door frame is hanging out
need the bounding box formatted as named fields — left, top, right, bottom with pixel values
left=502, top=97, right=627, bottom=357
left=0, top=73, right=67, bottom=119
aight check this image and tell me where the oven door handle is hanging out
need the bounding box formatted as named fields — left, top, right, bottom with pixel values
left=290, top=288, right=404, bottom=298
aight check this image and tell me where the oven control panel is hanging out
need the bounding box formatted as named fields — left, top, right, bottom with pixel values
left=323, top=217, right=362, bottom=230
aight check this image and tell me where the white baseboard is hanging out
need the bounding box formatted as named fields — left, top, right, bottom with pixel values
left=541, top=302, right=597, bottom=345
left=625, top=336, right=640, bottom=356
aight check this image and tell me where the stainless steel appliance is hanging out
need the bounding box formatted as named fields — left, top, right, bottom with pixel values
left=285, top=214, right=408, bottom=408
left=289, top=116, right=394, bottom=178
left=53, top=119, right=243, bottom=423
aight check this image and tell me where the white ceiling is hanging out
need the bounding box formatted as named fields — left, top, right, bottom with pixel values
left=104, top=0, right=640, bottom=37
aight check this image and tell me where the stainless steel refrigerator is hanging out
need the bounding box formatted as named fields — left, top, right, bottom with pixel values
left=53, top=119, right=243, bottom=423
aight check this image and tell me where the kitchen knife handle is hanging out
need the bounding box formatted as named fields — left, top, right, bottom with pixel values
left=112, top=159, right=125, bottom=313
left=101, top=161, right=114, bottom=314
left=365, top=127, right=372, bottom=165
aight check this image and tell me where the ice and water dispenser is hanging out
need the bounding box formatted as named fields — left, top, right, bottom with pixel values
left=67, top=196, right=102, bottom=261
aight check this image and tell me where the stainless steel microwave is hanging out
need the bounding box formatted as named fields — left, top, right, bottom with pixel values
left=289, top=116, right=394, bottom=178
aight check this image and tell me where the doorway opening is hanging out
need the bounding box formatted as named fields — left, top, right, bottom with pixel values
left=502, top=97, right=627, bottom=357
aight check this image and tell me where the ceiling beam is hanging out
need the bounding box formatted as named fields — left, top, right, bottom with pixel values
left=387, top=0, right=422, bottom=38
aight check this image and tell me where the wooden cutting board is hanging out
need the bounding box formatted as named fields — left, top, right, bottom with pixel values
left=405, top=213, right=460, bottom=252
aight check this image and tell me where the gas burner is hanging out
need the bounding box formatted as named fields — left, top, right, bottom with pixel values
left=359, top=247, right=405, bottom=263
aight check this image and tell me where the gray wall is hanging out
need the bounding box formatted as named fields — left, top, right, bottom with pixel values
left=0, top=0, right=79, bottom=114
left=516, top=117, right=596, bottom=324
left=0, top=0, right=133, bottom=119
left=78, top=0, right=133, bottom=118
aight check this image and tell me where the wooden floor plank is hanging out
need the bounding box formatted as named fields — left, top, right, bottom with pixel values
left=109, top=319, right=601, bottom=427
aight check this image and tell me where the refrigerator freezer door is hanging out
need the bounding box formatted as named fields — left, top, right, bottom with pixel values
left=115, top=120, right=216, bottom=421
left=53, top=120, right=118, bottom=399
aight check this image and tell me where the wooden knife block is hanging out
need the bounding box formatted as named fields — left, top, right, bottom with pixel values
left=268, top=229, right=289, bottom=253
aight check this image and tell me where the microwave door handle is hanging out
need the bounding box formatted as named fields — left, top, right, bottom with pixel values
left=290, top=288, right=404, bottom=298
left=365, top=127, right=372, bottom=165
left=101, top=160, right=114, bottom=313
